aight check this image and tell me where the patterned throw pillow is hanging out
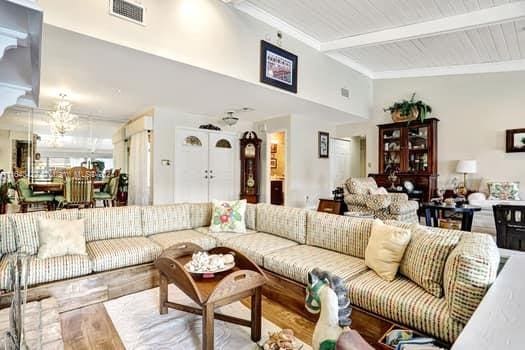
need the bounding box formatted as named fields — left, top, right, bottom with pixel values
left=487, top=182, right=521, bottom=200
left=400, top=225, right=462, bottom=297
left=210, top=199, right=247, bottom=233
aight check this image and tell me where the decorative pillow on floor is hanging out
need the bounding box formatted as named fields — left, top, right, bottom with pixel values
left=365, top=219, right=411, bottom=281
left=487, top=181, right=521, bottom=200
left=210, top=199, right=247, bottom=233
left=399, top=225, right=462, bottom=297
left=37, top=218, right=87, bottom=259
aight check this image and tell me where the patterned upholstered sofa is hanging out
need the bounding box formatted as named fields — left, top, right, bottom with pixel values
left=343, top=177, right=419, bottom=223
left=0, top=203, right=499, bottom=344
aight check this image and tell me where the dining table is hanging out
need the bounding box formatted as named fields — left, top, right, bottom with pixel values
left=31, top=180, right=107, bottom=193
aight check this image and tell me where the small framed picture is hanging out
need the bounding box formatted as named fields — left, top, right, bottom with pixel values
left=318, top=132, right=329, bottom=158
left=506, top=128, right=525, bottom=153
left=260, top=40, right=298, bottom=94
left=271, top=144, right=277, bottom=153
left=270, top=158, right=277, bottom=168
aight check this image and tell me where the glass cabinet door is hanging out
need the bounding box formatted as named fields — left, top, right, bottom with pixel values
left=381, top=127, right=402, bottom=173
left=407, top=125, right=429, bottom=173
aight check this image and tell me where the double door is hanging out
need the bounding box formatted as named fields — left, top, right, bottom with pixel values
left=174, top=128, right=236, bottom=203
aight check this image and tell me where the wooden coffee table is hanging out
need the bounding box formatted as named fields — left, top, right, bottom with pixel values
left=155, top=243, right=267, bottom=350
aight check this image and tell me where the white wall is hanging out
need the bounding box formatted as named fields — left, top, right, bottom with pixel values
left=337, top=71, right=525, bottom=194
left=152, top=107, right=254, bottom=205
left=0, top=130, right=10, bottom=171
left=39, top=0, right=372, bottom=119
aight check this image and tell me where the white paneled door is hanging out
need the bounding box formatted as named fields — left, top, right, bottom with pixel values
left=174, top=128, right=236, bottom=203
left=208, top=133, right=236, bottom=201
left=174, top=129, right=209, bottom=203
left=330, top=138, right=351, bottom=190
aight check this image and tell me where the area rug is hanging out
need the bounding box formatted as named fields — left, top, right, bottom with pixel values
left=104, top=285, right=311, bottom=350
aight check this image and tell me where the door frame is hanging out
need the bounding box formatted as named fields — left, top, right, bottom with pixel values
left=266, top=130, right=287, bottom=206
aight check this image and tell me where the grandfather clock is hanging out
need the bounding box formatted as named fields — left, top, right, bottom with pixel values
left=240, top=131, right=261, bottom=204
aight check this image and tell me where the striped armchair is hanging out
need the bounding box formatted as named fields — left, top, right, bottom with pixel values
left=343, top=177, right=418, bottom=223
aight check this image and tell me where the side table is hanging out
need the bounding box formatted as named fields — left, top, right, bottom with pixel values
left=421, top=203, right=481, bottom=232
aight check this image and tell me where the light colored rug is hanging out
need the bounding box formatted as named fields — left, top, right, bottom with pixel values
left=104, top=285, right=311, bottom=350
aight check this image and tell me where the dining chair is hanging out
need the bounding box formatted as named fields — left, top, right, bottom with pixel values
left=16, top=178, right=55, bottom=212
left=55, top=167, right=95, bottom=209
left=93, top=175, right=119, bottom=207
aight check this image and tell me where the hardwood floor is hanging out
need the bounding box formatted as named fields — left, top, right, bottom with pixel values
left=60, top=296, right=315, bottom=349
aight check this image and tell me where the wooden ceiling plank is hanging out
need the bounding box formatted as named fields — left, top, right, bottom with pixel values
left=320, top=2, right=525, bottom=51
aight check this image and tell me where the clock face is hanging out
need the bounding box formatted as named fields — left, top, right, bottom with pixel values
left=245, top=143, right=256, bottom=158
left=247, top=176, right=255, bottom=188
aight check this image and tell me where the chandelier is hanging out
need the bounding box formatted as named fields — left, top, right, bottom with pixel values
left=222, top=111, right=239, bottom=126
left=48, top=93, right=79, bottom=136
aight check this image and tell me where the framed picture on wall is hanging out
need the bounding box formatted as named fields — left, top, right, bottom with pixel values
left=270, top=158, right=277, bottom=168
left=318, top=131, right=329, bottom=158
left=506, top=128, right=525, bottom=153
left=260, top=40, right=298, bottom=94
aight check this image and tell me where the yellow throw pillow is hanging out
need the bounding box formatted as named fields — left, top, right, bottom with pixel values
left=37, top=218, right=87, bottom=259
left=365, top=219, right=411, bottom=281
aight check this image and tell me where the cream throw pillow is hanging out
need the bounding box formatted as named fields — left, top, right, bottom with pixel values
left=37, top=218, right=87, bottom=259
left=365, top=219, right=411, bottom=281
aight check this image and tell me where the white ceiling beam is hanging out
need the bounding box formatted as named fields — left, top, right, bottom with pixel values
left=320, top=2, right=525, bottom=52
left=373, top=59, right=525, bottom=79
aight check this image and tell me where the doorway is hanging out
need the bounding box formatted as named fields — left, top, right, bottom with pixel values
left=330, top=136, right=366, bottom=190
left=267, top=131, right=286, bottom=206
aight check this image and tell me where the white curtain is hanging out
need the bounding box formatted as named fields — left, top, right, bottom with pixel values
left=128, top=131, right=151, bottom=205
left=112, top=140, right=128, bottom=173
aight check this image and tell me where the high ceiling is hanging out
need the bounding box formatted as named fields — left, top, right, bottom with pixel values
left=234, top=0, right=525, bottom=78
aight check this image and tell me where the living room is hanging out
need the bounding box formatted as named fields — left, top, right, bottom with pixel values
left=0, top=0, right=524, bottom=349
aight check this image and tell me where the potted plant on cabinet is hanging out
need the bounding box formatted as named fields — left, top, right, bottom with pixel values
left=384, top=93, right=432, bottom=123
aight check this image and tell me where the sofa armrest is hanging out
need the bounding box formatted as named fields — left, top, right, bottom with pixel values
left=389, top=200, right=419, bottom=214
left=443, top=233, right=500, bottom=324
left=388, top=192, right=409, bottom=202
left=344, top=193, right=368, bottom=206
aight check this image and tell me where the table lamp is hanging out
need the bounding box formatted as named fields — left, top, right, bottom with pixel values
left=456, top=160, right=477, bottom=196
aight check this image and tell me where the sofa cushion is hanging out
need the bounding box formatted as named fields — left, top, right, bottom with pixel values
left=195, top=227, right=257, bottom=244
left=365, top=220, right=411, bottom=282
left=0, top=254, right=92, bottom=290
left=264, top=245, right=368, bottom=285
left=190, top=203, right=212, bottom=228
left=256, top=204, right=307, bottom=244
left=364, top=194, right=392, bottom=211
left=444, top=233, right=499, bottom=324
left=87, top=237, right=162, bottom=272
left=10, top=209, right=80, bottom=255
left=221, top=232, right=298, bottom=266
left=399, top=226, right=462, bottom=298
left=80, top=206, right=143, bottom=242
left=245, top=203, right=257, bottom=231
left=347, top=271, right=464, bottom=344
left=0, top=215, right=16, bottom=255
left=306, top=212, right=372, bottom=259
left=148, top=230, right=216, bottom=251
left=141, top=204, right=191, bottom=236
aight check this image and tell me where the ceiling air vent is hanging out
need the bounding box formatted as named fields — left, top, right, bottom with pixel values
left=109, top=0, right=145, bottom=25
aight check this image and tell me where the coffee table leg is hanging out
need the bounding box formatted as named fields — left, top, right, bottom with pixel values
left=159, top=273, right=168, bottom=315
left=202, top=303, right=214, bottom=350
left=251, top=287, right=262, bottom=342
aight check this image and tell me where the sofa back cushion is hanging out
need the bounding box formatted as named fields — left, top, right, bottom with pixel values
left=399, top=225, right=462, bottom=298
left=11, top=209, right=80, bottom=255
left=142, top=204, right=192, bottom=236
left=444, top=232, right=499, bottom=324
left=345, top=177, right=378, bottom=195
left=306, top=211, right=372, bottom=259
left=190, top=203, right=212, bottom=228
left=0, top=215, right=16, bottom=255
left=256, top=204, right=307, bottom=244
left=80, top=206, right=143, bottom=242
left=245, top=203, right=257, bottom=231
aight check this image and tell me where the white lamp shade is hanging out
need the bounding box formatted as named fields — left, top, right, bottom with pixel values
left=456, top=160, right=477, bottom=174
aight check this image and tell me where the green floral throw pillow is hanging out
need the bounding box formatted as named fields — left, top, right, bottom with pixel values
left=210, top=199, right=247, bottom=233
left=487, top=182, right=521, bottom=200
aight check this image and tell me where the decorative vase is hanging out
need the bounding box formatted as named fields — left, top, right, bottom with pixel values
left=391, top=107, right=419, bottom=123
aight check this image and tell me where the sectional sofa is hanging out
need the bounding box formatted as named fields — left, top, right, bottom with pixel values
left=0, top=203, right=499, bottom=344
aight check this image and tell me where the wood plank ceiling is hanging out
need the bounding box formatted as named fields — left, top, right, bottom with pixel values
left=240, top=0, right=525, bottom=77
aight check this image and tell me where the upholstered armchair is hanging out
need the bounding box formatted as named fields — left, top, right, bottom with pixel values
left=343, top=177, right=419, bottom=223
